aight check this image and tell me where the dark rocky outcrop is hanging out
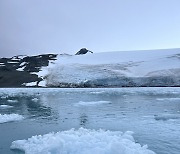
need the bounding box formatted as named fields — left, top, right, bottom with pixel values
left=75, top=48, right=93, bottom=55
left=0, top=54, right=57, bottom=87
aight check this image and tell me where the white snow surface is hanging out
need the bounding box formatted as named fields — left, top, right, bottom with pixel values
left=11, top=127, right=155, bottom=154
left=0, top=114, right=24, bottom=123
left=20, top=62, right=27, bottom=66
left=7, top=61, right=19, bottom=64
left=16, top=66, right=26, bottom=71
left=36, top=48, right=180, bottom=86
left=38, top=80, right=46, bottom=87
left=23, top=82, right=37, bottom=87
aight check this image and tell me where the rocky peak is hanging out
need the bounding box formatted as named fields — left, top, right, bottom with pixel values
left=75, top=48, right=93, bottom=55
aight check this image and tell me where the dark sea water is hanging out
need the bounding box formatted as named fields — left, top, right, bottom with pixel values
left=0, top=88, right=180, bottom=154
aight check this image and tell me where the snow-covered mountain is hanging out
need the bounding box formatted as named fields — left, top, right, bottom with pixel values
left=0, top=48, right=180, bottom=87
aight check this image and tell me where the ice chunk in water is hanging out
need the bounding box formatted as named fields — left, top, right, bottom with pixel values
left=0, top=114, right=24, bottom=123
left=7, top=100, right=18, bottom=103
left=154, top=114, right=180, bottom=121
left=11, top=128, right=155, bottom=154
left=90, top=91, right=105, bottom=94
left=75, top=101, right=111, bottom=106
left=31, top=98, right=39, bottom=102
left=0, top=105, right=13, bottom=109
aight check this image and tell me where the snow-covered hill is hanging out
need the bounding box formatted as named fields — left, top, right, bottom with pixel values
left=37, top=48, right=180, bottom=87
left=0, top=48, right=179, bottom=87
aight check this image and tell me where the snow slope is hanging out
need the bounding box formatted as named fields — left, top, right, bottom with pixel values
left=38, top=48, right=180, bottom=87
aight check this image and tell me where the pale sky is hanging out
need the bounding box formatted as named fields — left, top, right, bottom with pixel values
left=1, top=0, right=180, bottom=57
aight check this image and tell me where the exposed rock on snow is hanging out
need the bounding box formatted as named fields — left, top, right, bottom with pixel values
left=75, top=48, right=93, bottom=55
left=0, top=54, right=57, bottom=87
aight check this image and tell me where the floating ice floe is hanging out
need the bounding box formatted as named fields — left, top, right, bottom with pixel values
left=11, top=128, right=155, bottom=154
left=154, top=114, right=180, bottom=121
left=0, top=114, right=24, bottom=123
left=7, top=99, right=18, bottom=103
left=90, top=91, right=105, bottom=94
left=0, top=105, right=13, bottom=109
left=156, top=98, right=180, bottom=101
left=1, top=95, right=8, bottom=99
left=75, top=101, right=111, bottom=106
left=31, top=98, right=39, bottom=102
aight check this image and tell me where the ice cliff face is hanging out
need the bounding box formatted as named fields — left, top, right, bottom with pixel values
left=0, top=48, right=180, bottom=87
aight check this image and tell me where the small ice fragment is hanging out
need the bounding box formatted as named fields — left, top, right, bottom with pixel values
left=154, top=114, right=180, bottom=121
left=1, top=96, right=8, bottom=99
left=0, top=114, right=24, bottom=123
left=164, top=109, right=168, bottom=112
left=90, top=91, right=105, bottom=94
left=31, top=98, right=38, bottom=102
left=0, top=105, right=13, bottom=109
left=75, top=101, right=111, bottom=106
left=7, top=100, right=18, bottom=103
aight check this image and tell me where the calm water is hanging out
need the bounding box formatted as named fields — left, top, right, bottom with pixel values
left=0, top=88, right=180, bottom=154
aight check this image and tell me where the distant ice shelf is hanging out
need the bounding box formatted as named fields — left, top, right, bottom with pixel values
left=37, top=48, right=180, bottom=87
